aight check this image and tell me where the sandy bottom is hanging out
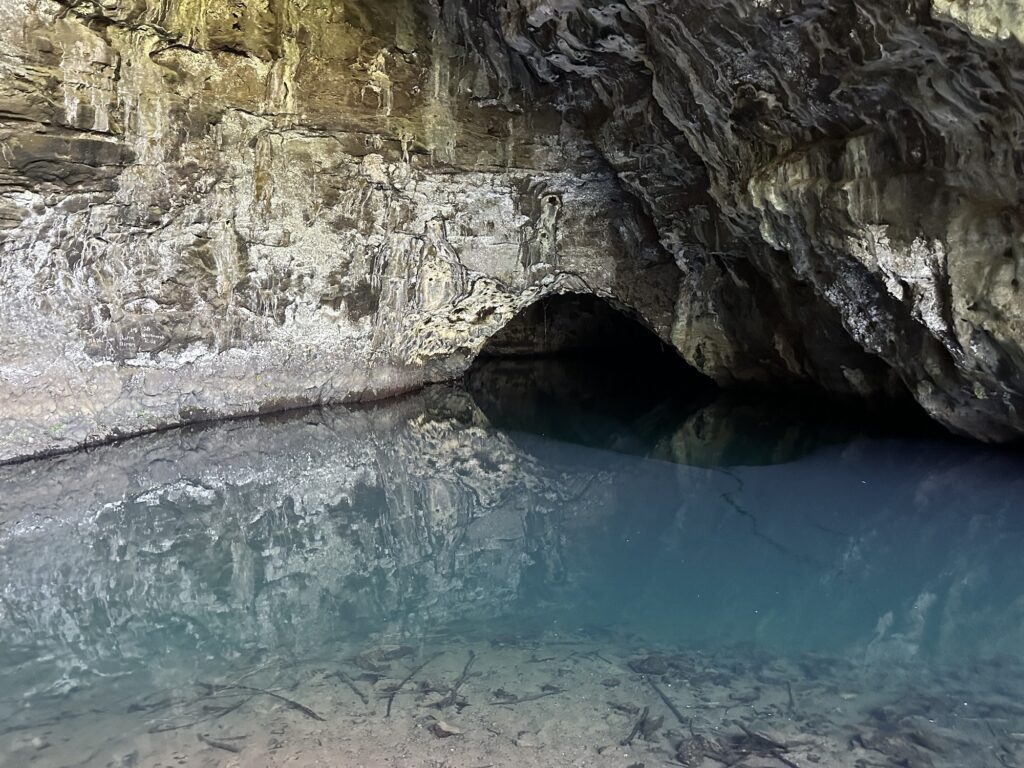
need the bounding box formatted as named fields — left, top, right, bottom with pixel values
left=4, top=628, right=1023, bottom=768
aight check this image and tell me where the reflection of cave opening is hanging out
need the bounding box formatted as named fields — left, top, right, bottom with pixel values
left=465, top=293, right=715, bottom=455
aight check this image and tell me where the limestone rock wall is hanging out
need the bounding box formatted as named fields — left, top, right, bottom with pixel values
left=3, top=0, right=1024, bottom=459
left=0, top=0, right=677, bottom=461
left=462, top=0, right=1024, bottom=440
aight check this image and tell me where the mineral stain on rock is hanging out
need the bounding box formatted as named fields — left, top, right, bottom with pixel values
left=3, top=0, right=1024, bottom=460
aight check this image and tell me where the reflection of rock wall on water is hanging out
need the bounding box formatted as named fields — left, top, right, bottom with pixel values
left=0, top=388, right=572, bottom=692
left=2, top=387, right=1024, bottom=697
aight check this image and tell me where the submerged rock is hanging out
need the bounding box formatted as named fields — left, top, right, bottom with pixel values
left=628, top=655, right=671, bottom=676
left=429, top=720, right=463, bottom=738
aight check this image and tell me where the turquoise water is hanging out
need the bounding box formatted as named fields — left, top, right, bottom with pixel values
left=2, top=369, right=1023, bottom=767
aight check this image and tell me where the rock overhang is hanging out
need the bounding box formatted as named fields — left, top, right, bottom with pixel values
left=2, top=0, right=1024, bottom=461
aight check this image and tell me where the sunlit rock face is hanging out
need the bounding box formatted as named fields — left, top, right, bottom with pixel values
left=2, top=0, right=1024, bottom=459
left=0, top=0, right=677, bottom=461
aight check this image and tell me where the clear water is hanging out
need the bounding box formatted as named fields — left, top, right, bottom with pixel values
left=2, top=365, right=1024, bottom=767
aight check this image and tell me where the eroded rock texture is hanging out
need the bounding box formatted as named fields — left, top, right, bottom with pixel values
left=0, top=0, right=677, bottom=461
left=1, top=0, right=1023, bottom=459
left=467, top=0, right=1024, bottom=440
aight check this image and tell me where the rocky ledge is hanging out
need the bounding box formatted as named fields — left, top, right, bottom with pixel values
left=2, top=0, right=1023, bottom=461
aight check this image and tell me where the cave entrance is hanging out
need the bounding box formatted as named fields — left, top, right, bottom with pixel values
left=464, top=293, right=943, bottom=465
left=464, top=293, right=715, bottom=454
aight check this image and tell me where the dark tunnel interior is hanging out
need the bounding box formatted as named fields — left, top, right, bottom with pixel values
left=464, top=293, right=945, bottom=465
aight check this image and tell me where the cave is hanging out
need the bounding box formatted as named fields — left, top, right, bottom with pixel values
left=3, top=0, right=1024, bottom=765
left=465, top=293, right=715, bottom=452
left=465, top=293, right=937, bottom=462
left=472, top=293, right=681, bottom=361
left=5, top=0, right=1024, bottom=454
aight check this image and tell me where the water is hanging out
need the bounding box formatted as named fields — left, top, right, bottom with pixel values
left=2, top=363, right=1024, bottom=767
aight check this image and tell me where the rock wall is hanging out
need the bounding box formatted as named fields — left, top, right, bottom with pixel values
left=0, top=0, right=678, bottom=462
left=2, top=0, right=1024, bottom=460
left=461, top=0, right=1024, bottom=440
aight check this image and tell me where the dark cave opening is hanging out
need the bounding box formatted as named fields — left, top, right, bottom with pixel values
left=464, top=293, right=946, bottom=465
left=471, top=293, right=687, bottom=364
left=464, top=293, right=717, bottom=455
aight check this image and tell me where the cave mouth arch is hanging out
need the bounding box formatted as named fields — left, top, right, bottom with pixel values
left=464, top=293, right=716, bottom=449
left=475, top=293, right=683, bottom=363
left=463, top=294, right=945, bottom=464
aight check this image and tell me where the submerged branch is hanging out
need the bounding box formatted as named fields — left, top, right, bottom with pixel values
left=645, top=677, right=688, bottom=727
left=199, top=682, right=324, bottom=722
left=386, top=652, right=443, bottom=718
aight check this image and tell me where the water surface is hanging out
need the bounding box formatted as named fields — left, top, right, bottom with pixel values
left=1, top=369, right=1023, bottom=767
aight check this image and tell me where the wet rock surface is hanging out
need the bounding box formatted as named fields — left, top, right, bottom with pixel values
left=460, top=0, right=1024, bottom=440
left=3, top=0, right=1024, bottom=459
